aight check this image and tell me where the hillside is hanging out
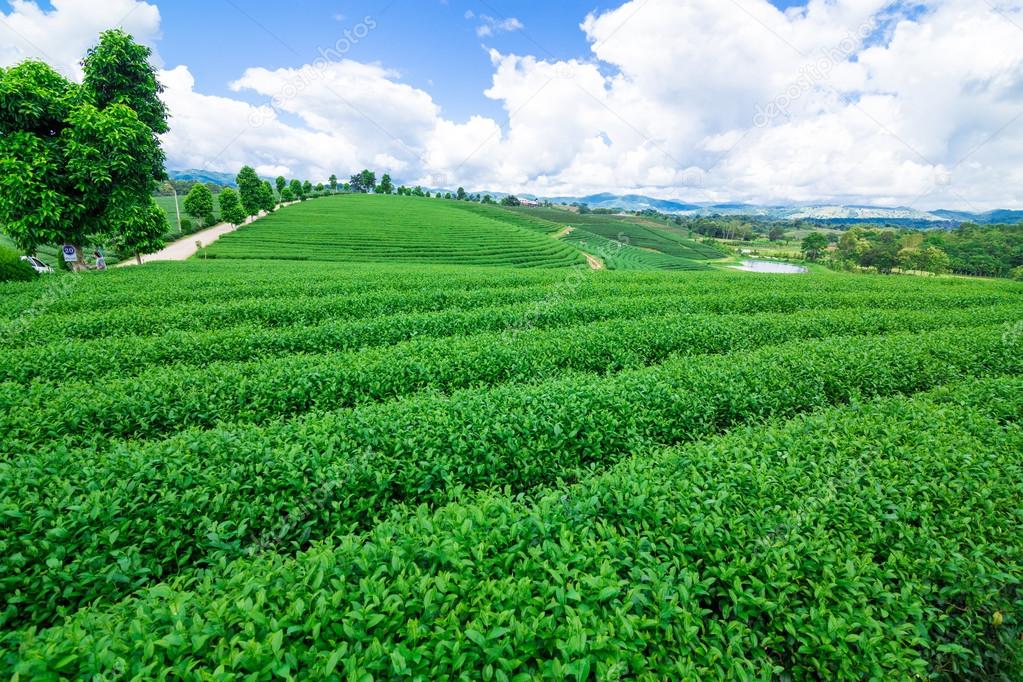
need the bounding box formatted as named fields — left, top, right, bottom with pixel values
left=510, top=206, right=720, bottom=256
left=205, top=195, right=587, bottom=268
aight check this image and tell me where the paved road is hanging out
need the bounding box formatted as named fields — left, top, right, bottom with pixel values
left=118, top=221, right=241, bottom=266
left=118, top=202, right=300, bottom=267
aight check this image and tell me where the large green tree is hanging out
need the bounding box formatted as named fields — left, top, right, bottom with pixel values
left=349, top=170, right=376, bottom=193
left=329, top=174, right=338, bottom=193
left=236, top=166, right=263, bottom=217
left=801, top=232, right=828, bottom=262
left=259, top=180, right=276, bottom=213
left=218, top=188, right=247, bottom=226
left=183, top=183, right=215, bottom=227
left=0, top=30, right=169, bottom=268
left=289, top=179, right=304, bottom=200
left=376, top=174, right=394, bottom=194
left=275, top=176, right=287, bottom=196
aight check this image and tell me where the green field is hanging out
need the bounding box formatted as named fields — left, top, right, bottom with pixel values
left=451, top=202, right=571, bottom=235
left=206, top=195, right=587, bottom=268
left=511, top=206, right=727, bottom=260
left=561, top=227, right=711, bottom=270
left=2, top=234, right=1023, bottom=678
left=154, top=193, right=222, bottom=233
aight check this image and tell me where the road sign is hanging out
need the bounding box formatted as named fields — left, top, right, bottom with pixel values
left=62, top=245, right=78, bottom=263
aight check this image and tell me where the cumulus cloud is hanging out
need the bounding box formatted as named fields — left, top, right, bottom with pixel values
left=6, top=0, right=1023, bottom=208
left=159, top=65, right=365, bottom=183
left=0, top=0, right=162, bottom=78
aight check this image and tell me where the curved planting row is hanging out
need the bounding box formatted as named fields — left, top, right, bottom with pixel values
left=2, top=326, right=1020, bottom=628
left=0, top=293, right=694, bottom=383
left=4, top=307, right=1021, bottom=452
left=0, top=262, right=580, bottom=318
left=449, top=202, right=571, bottom=234
left=561, top=228, right=710, bottom=270
left=4, top=278, right=1015, bottom=350
left=5, top=377, right=1022, bottom=678
left=5, top=260, right=1014, bottom=320
left=3, top=279, right=1019, bottom=383
left=1, top=278, right=713, bottom=348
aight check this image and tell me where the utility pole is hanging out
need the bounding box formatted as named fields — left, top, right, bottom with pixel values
left=167, top=181, right=182, bottom=233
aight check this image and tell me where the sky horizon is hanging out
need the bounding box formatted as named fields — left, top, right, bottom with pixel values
left=2, top=0, right=1022, bottom=210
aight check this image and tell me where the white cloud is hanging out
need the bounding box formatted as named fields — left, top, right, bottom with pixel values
left=0, top=0, right=162, bottom=78
left=6, top=0, right=1023, bottom=208
left=473, top=15, right=524, bottom=38
left=159, top=65, right=363, bottom=183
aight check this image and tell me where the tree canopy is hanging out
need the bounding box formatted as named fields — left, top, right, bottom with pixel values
left=349, top=170, right=376, bottom=193
left=218, top=188, right=246, bottom=226
left=236, top=166, right=264, bottom=217
left=259, top=181, right=276, bottom=213
left=183, top=184, right=215, bottom=227
left=0, top=29, right=169, bottom=266
left=801, top=232, right=829, bottom=261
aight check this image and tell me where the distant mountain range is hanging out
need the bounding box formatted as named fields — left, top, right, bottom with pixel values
left=168, top=169, right=240, bottom=187
left=168, top=171, right=1019, bottom=227
left=541, top=193, right=1023, bottom=226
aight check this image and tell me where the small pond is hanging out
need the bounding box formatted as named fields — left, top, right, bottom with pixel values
left=731, top=260, right=808, bottom=274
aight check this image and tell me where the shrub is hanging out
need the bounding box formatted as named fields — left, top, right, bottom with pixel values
left=0, top=244, right=37, bottom=282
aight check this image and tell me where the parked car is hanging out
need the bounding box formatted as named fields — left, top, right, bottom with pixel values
left=20, top=255, right=54, bottom=274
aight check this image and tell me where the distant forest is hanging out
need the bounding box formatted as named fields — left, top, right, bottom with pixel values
left=666, top=212, right=1023, bottom=279
left=923, top=223, right=1023, bottom=278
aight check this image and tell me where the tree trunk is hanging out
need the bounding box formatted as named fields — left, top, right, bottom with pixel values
left=70, top=245, right=88, bottom=272
left=135, top=252, right=142, bottom=265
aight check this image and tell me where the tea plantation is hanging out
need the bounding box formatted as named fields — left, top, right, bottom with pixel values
left=205, top=195, right=586, bottom=268
left=2, top=215, right=1023, bottom=679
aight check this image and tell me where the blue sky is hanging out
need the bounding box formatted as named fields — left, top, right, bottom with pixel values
left=152, top=0, right=804, bottom=121
left=4, top=0, right=1019, bottom=209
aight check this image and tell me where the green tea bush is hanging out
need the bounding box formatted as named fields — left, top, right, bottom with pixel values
left=1, top=257, right=1022, bottom=676
left=3, top=306, right=1022, bottom=450
left=5, top=378, right=1022, bottom=679
left=3, top=326, right=1020, bottom=628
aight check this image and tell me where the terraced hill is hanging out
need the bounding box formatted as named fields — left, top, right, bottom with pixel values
left=205, top=195, right=586, bottom=268
left=509, top=205, right=726, bottom=260
left=561, top=227, right=710, bottom=270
